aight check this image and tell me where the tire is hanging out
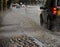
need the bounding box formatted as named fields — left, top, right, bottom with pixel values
left=46, top=17, right=52, bottom=30
left=40, top=14, right=43, bottom=25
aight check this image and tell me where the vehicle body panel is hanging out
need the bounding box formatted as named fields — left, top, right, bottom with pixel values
left=40, top=0, right=60, bottom=30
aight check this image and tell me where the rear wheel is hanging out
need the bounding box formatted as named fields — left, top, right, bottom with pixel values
left=40, top=14, right=43, bottom=25
left=46, top=17, right=53, bottom=30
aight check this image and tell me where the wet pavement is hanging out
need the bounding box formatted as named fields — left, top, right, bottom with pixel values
left=0, top=5, right=60, bottom=47
left=0, top=35, right=44, bottom=47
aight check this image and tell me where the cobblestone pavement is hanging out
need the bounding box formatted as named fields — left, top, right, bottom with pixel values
left=0, top=5, right=60, bottom=47
left=0, top=35, right=45, bottom=47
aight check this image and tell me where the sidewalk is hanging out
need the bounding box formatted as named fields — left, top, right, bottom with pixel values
left=0, top=9, right=11, bottom=26
left=0, top=10, right=9, bottom=17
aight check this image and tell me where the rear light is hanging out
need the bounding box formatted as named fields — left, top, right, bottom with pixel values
left=52, top=6, right=57, bottom=15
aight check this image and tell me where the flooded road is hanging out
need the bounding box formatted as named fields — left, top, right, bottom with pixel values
left=0, top=5, right=60, bottom=47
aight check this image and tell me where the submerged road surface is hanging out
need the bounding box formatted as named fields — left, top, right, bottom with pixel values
left=0, top=5, right=60, bottom=47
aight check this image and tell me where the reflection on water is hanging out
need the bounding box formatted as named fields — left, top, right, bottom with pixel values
left=0, top=11, right=3, bottom=27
